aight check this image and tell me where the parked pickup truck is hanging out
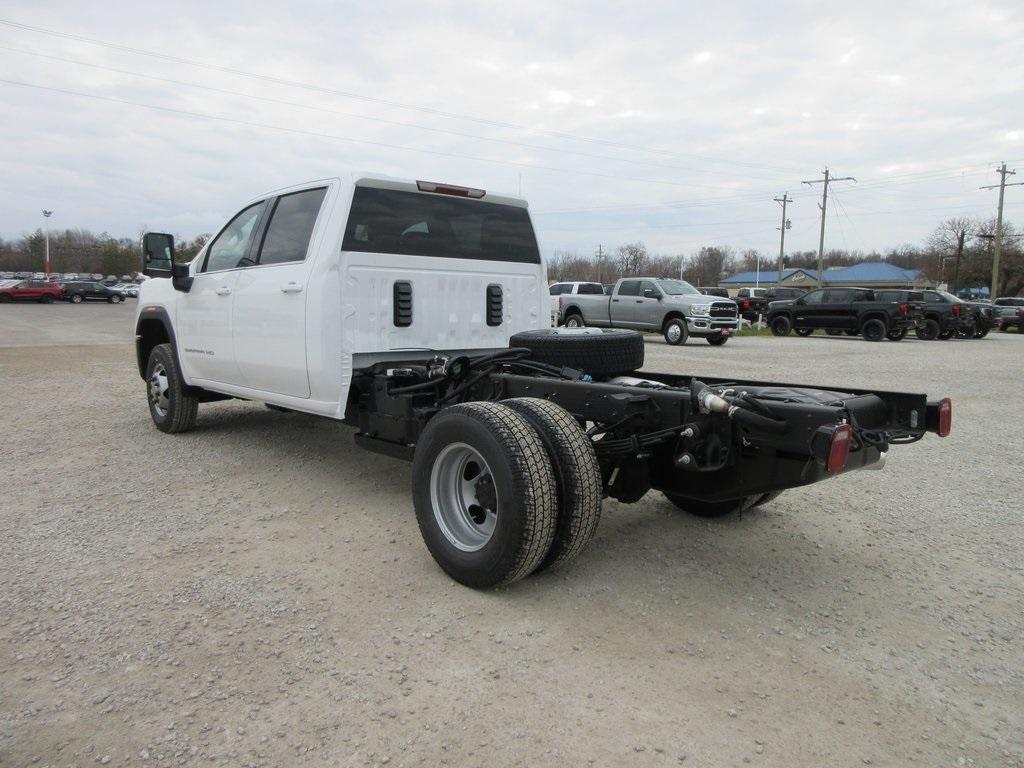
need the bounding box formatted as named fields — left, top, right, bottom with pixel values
left=134, top=175, right=952, bottom=589
left=558, top=277, right=739, bottom=345
left=734, top=287, right=769, bottom=322
left=0, top=279, right=65, bottom=303
left=767, top=286, right=924, bottom=341
left=548, top=281, right=604, bottom=325
left=874, top=289, right=967, bottom=340
left=995, top=297, right=1024, bottom=332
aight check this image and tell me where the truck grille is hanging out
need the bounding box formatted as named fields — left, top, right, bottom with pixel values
left=710, top=302, right=737, bottom=318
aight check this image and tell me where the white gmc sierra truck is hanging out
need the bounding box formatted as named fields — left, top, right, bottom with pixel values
left=135, top=175, right=952, bottom=588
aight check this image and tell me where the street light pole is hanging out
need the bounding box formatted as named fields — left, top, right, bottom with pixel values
left=41, top=210, right=53, bottom=276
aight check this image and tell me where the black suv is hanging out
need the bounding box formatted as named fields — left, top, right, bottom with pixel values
left=64, top=281, right=126, bottom=304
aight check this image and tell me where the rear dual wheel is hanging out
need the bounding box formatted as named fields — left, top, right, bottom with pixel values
left=861, top=318, right=886, bottom=342
left=412, top=399, right=601, bottom=588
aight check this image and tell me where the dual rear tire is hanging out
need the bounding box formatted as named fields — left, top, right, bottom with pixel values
left=412, top=399, right=602, bottom=588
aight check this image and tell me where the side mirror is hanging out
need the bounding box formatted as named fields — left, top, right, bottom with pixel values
left=142, top=232, right=175, bottom=278
left=171, top=261, right=193, bottom=293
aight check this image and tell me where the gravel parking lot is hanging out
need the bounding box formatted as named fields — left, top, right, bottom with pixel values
left=2, top=302, right=1022, bottom=768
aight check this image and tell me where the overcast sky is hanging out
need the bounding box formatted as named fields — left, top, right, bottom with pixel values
left=2, top=1, right=1022, bottom=260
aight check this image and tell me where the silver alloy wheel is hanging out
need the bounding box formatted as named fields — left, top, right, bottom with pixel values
left=666, top=322, right=682, bottom=343
left=564, top=315, right=583, bottom=328
left=429, top=443, right=498, bottom=552
left=148, top=362, right=170, bottom=418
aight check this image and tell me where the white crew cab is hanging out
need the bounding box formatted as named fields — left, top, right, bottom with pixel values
left=136, top=176, right=547, bottom=418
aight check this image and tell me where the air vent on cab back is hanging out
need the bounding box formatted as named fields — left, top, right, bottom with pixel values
left=393, top=281, right=412, bottom=327
left=486, top=284, right=503, bottom=326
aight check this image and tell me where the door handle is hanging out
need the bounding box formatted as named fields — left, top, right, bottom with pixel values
left=215, top=286, right=232, bottom=296
left=636, top=300, right=643, bottom=303
left=280, top=283, right=303, bottom=294
left=612, top=298, right=619, bottom=302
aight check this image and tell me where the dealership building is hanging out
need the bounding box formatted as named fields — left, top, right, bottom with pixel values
left=719, top=263, right=928, bottom=294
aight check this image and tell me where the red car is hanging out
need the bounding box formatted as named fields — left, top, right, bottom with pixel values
left=0, top=280, right=66, bottom=303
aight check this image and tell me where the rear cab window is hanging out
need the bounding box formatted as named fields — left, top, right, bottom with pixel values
left=342, top=187, right=540, bottom=263
left=617, top=280, right=640, bottom=297
left=257, top=188, right=327, bottom=266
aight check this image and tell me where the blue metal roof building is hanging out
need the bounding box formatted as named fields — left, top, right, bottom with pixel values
left=720, top=262, right=924, bottom=290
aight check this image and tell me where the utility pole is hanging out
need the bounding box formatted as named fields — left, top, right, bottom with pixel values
left=773, top=193, right=792, bottom=284
left=979, top=162, right=1023, bottom=298
left=952, top=228, right=966, bottom=294
left=41, top=210, right=53, bottom=276
left=802, top=168, right=855, bottom=287
left=595, top=244, right=604, bottom=282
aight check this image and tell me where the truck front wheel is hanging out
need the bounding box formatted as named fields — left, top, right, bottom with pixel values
left=412, top=402, right=557, bottom=588
left=664, top=318, right=688, bottom=345
left=146, top=343, right=198, bottom=434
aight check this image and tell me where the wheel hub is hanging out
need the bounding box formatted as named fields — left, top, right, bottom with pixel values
left=148, top=363, right=170, bottom=417
left=666, top=324, right=681, bottom=342
left=429, top=443, right=498, bottom=551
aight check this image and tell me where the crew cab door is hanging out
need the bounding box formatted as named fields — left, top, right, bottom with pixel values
left=611, top=280, right=641, bottom=327
left=791, top=289, right=827, bottom=328
left=230, top=186, right=328, bottom=398
left=177, top=201, right=266, bottom=385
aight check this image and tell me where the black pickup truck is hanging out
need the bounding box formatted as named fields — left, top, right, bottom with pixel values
left=874, top=289, right=966, bottom=340
left=767, top=286, right=924, bottom=341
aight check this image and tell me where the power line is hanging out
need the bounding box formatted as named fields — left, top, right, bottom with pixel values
left=0, top=77, right=778, bottom=191
left=0, top=17, right=807, bottom=174
left=0, top=44, right=794, bottom=186
left=803, top=168, right=856, bottom=286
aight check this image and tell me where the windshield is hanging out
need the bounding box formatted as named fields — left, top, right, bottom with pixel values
left=657, top=279, right=700, bottom=296
left=939, top=291, right=963, bottom=303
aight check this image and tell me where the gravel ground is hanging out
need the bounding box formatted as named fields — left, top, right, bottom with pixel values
left=1, top=303, right=1022, bottom=768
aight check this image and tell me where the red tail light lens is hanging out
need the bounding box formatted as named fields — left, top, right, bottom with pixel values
left=416, top=180, right=486, bottom=198
left=952, top=304, right=960, bottom=316
left=741, top=299, right=750, bottom=311
left=898, top=302, right=908, bottom=315
left=826, top=424, right=853, bottom=473
left=937, top=398, right=952, bottom=437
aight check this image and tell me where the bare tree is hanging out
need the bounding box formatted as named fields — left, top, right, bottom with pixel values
left=616, top=242, right=649, bottom=276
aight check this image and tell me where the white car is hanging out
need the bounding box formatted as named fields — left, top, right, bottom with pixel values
left=132, top=174, right=951, bottom=589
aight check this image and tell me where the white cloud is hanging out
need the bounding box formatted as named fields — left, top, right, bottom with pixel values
left=0, top=0, right=1022, bottom=259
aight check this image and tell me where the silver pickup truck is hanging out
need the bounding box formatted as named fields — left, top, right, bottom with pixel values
left=558, top=277, right=739, bottom=345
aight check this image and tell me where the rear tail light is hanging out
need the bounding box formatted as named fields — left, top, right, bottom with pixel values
left=826, top=424, right=853, bottom=473
left=741, top=299, right=750, bottom=311
left=937, top=398, right=952, bottom=437
left=898, top=302, right=908, bottom=315
left=952, top=304, right=961, bottom=316
left=416, top=180, right=486, bottom=198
